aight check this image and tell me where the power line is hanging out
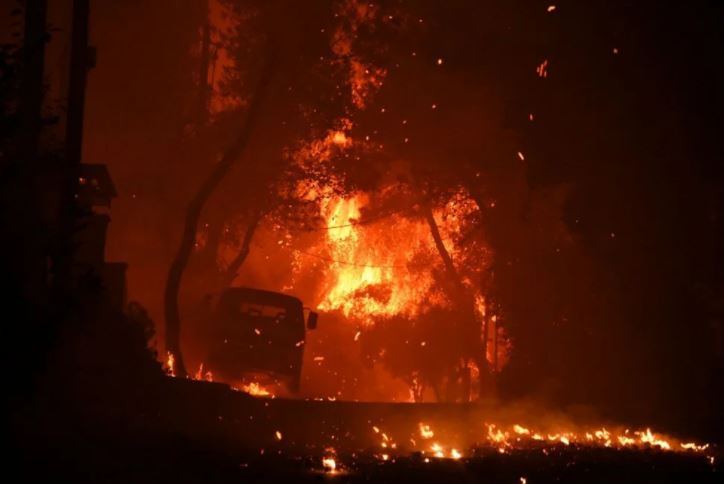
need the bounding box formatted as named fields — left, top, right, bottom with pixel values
left=295, top=209, right=407, bottom=232
left=292, top=248, right=417, bottom=270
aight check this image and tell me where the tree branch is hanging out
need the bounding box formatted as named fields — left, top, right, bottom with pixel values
left=222, top=211, right=262, bottom=287
left=163, top=48, right=277, bottom=377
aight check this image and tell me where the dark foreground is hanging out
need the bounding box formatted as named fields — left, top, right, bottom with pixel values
left=10, top=378, right=720, bottom=483
left=13, top=443, right=719, bottom=484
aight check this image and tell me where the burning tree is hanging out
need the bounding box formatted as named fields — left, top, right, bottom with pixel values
left=163, top=0, right=388, bottom=376
left=163, top=0, right=514, bottom=399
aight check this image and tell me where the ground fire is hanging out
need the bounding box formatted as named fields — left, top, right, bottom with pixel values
left=4, top=1, right=721, bottom=482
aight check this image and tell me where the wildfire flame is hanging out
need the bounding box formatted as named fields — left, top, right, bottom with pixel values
left=314, top=194, right=451, bottom=321
left=322, top=456, right=337, bottom=472
left=365, top=421, right=712, bottom=464
left=194, top=363, right=213, bottom=382
left=322, top=447, right=338, bottom=473
left=166, top=352, right=175, bottom=377
left=306, top=190, right=501, bottom=340
left=419, top=422, right=434, bottom=439
left=235, top=381, right=274, bottom=398
left=278, top=183, right=512, bottom=398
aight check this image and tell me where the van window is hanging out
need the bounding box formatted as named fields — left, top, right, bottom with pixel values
left=239, top=302, right=288, bottom=320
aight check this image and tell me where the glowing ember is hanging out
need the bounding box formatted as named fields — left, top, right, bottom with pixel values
left=314, top=196, right=442, bottom=320
left=166, top=352, right=175, bottom=377
left=322, top=456, right=337, bottom=472
left=310, top=191, right=486, bottom=324
left=322, top=448, right=338, bottom=473
left=618, top=435, right=635, bottom=446
left=536, top=59, right=549, bottom=78
left=681, top=443, right=709, bottom=451
left=193, top=363, right=213, bottom=382
left=331, top=131, right=349, bottom=146
left=419, top=422, right=434, bottom=439
left=430, top=442, right=444, bottom=458
left=236, top=382, right=274, bottom=398
left=636, top=428, right=671, bottom=450
left=487, top=424, right=508, bottom=444
left=355, top=421, right=712, bottom=466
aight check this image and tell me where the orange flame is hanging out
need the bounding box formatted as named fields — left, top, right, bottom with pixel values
left=166, top=352, right=175, bottom=377
left=235, top=381, right=275, bottom=398
left=312, top=192, right=483, bottom=324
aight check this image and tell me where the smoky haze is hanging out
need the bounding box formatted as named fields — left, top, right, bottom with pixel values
left=82, top=0, right=722, bottom=438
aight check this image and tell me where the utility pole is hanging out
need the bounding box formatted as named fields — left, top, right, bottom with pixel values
left=19, top=0, right=47, bottom=161
left=56, top=0, right=91, bottom=290
left=15, top=0, right=48, bottom=304
left=65, top=0, right=90, bottom=164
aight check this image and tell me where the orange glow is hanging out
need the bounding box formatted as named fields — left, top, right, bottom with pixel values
left=681, top=442, right=709, bottom=451
left=487, top=423, right=508, bottom=444
left=322, top=456, right=336, bottom=472
left=340, top=422, right=713, bottom=463
left=430, top=442, right=444, bottom=458
left=315, top=196, right=444, bottom=321
left=278, top=145, right=511, bottom=399
left=310, top=191, right=485, bottom=326
left=322, top=447, right=338, bottom=473
left=236, top=381, right=275, bottom=398
left=419, top=422, right=434, bottom=439
left=636, top=428, right=671, bottom=450
left=331, top=1, right=386, bottom=108
left=536, top=59, right=549, bottom=78
left=193, top=363, right=213, bottom=382
left=166, top=352, right=175, bottom=377
left=331, top=131, right=349, bottom=146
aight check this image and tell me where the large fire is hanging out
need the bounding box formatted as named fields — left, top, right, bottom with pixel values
left=273, top=178, right=509, bottom=400
left=363, top=421, right=714, bottom=464
left=212, top=124, right=509, bottom=400
left=315, top=192, right=455, bottom=321
left=193, top=0, right=511, bottom=401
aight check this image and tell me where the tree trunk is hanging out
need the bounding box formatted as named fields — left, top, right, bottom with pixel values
left=20, top=0, right=47, bottom=161
left=15, top=0, right=48, bottom=304
left=196, top=214, right=223, bottom=275
left=469, top=191, right=496, bottom=398
left=422, top=204, right=464, bottom=294
left=477, top=311, right=491, bottom=398
left=163, top=51, right=276, bottom=377
left=422, top=201, right=488, bottom=400
left=222, top=211, right=262, bottom=287
left=56, top=0, right=90, bottom=291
